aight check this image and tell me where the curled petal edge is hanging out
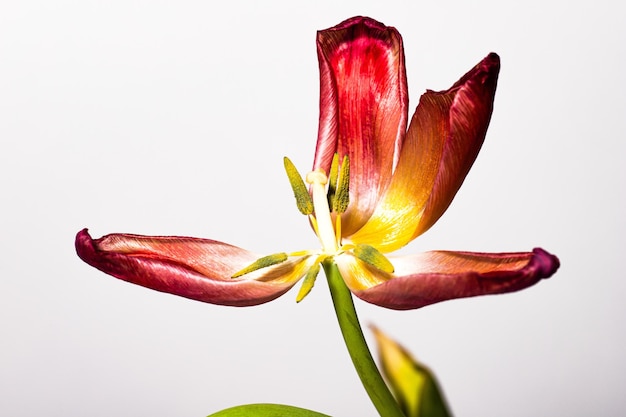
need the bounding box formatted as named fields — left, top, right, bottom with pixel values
left=336, top=248, right=559, bottom=310
left=75, top=229, right=305, bottom=307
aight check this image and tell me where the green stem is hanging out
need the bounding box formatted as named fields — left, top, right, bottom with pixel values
left=322, top=259, right=405, bottom=417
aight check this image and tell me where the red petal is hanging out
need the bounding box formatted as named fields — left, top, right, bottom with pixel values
left=75, top=229, right=302, bottom=307
left=338, top=248, right=559, bottom=310
left=349, top=54, right=499, bottom=252
left=345, top=54, right=500, bottom=252
left=410, top=53, right=501, bottom=238
left=313, top=16, right=408, bottom=235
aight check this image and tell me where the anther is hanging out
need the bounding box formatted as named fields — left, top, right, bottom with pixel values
left=334, top=155, right=350, bottom=213
left=353, top=244, right=394, bottom=273
left=327, top=153, right=340, bottom=209
left=231, top=252, right=289, bottom=278
left=295, top=262, right=321, bottom=302
left=283, top=157, right=313, bottom=215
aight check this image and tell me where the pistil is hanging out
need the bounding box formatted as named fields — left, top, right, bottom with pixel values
left=306, top=169, right=339, bottom=254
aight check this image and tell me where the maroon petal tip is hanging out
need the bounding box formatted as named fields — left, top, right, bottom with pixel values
left=486, top=52, right=500, bottom=65
left=75, top=228, right=96, bottom=263
left=531, top=247, right=560, bottom=278
left=452, top=51, right=501, bottom=91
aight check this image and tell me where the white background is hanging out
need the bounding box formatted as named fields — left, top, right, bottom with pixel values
left=1, top=1, right=624, bottom=416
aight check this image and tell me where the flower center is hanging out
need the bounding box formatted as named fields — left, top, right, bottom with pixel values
left=230, top=154, right=393, bottom=303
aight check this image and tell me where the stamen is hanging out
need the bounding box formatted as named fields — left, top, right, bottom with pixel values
left=295, top=262, right=321, bottom=302
left=334, top=155, right=350, bottom=213
left=353, top=244, right=395, bottom=273
left=231, top=252, right=289, bottom=278
left=327, top=153, right=339, bottom=209
left=283, top=157, right=313, bottom=215
left=289, top=250, right=313, bottom=257
left=309, top=214, right=320, bottom=237
left=335, top=214, right=342, bottom=244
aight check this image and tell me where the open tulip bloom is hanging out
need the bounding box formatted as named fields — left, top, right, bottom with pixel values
left=76, top=16, right=559, bottom=417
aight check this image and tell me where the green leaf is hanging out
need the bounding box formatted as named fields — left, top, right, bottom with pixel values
left=371, top=326, right=452, bottom=417
left=207, top=403, right=331, bottom=417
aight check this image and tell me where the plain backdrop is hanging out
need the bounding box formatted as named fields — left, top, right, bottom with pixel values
left=1, top=1, right=624, bottom=416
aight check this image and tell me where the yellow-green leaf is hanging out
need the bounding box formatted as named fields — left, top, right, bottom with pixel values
left=371, top=326, right=452, bottom=417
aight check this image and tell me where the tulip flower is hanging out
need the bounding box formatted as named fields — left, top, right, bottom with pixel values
left=76, top=16, right=559, bottom=311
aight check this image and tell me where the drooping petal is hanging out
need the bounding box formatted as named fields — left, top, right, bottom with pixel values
left=75, top=229, right=309, bottom=307
left=336, top=247, right=559, bottom=310
left=314, top=16, right=409, bottom=235
left=348, top=53, right=500, bottom=252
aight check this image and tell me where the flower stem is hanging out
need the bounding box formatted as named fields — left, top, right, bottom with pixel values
left=322, top=259, right=405, bottom=417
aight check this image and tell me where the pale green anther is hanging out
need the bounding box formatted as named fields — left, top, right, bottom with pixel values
left=283, top=157, right=313, bottom=215
left=333, top=155, right=350, bottom=213
left=231, top=252, right=288, bottom=278
left=326, top=153, right=340, bottom=209
left=296, top=263, right=321, bottom=302
left=353, top=244, right=394, bottom=273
